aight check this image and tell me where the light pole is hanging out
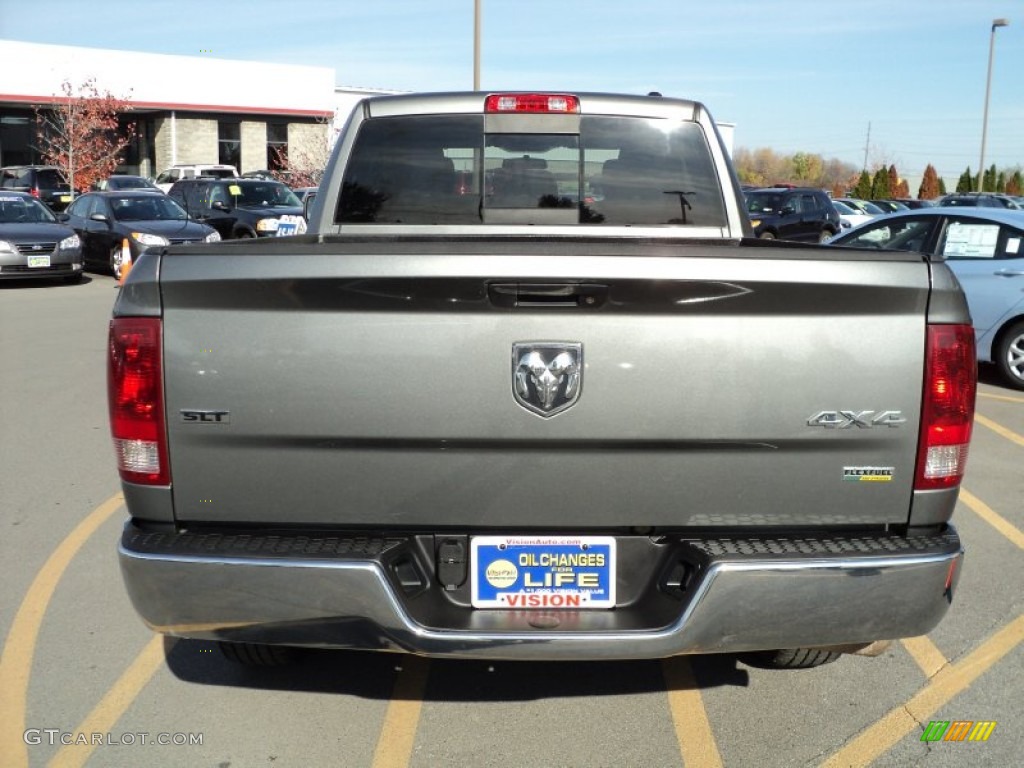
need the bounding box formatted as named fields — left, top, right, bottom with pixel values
left=473, top=0, right=481, bottom=90
left=978, top=18, right=1009, bottom=192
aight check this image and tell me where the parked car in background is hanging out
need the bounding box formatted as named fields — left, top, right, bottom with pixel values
left=241, top=169, right=280, bottom=181
left=167, top=177, right=304, bottom=239
left=0, top=165, right=73, bottom=211
left=0, top=191, right=82, bottom=283
left=62, top=191, right=219, bottom=279
left=93, top=175, right=163, bottom=193
left=869, top=200, right=909, bottom=214
left=936, top=193, right=1021, bottom=210
left=829, top=207, right=1024, bottom=389
left=886, top=198, right=935, bottom=210
left=154, top=164, right=238, bottom=192
left=744, top=186, right=840, bottom=242
left=835, top=198, right=888, bottom=217
left=832, top=200, right=874, bottom=230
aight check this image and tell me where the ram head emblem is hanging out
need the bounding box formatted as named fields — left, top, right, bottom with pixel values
left=512, top=343, right=583, bottom=417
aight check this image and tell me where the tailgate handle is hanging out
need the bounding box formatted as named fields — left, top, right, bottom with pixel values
left=488, top=282, right=608, bottom=308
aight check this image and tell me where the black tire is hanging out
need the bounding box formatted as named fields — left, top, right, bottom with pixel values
left=234, top=229, right=256, bottom=239
left=995, top=321, right=1024, bottom=390
left=109, top=245, right=124, bottom=280
left=740, top=647, right=843, bottom=669
left=818, top=229, right=835, bottom=243
left=758, top=231, right=776, bottom=240
left=217, top=641, right=298, bottom=666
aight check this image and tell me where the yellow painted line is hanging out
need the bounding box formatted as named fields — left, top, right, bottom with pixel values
left=0, top=493, right=124, bottom=768
left=821, top=613, right=1024, bottom=768
left=974, top=413, right=1024, bottom=448
left=663, top=657, right=724, bottom=768
left=371, top=655, right=430, bottom=768
left=959, top=488, right=1024, bottom=551
left=48, top=635, right=165, bottom=768
left=900, top=636, right=948, bottom=679
left=977, top=391, right=1024, bottom=404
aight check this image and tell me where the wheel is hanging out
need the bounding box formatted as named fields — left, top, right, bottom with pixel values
left=818, top=229, right=835, bottom=243
left=758, top=231, right=776, bottom=240
left=217, top=641, right=298, bottom=666
left=234, top=229, right=256, bottom=239
left=109, top=245, right=125, bottom=280
left=995, top=321, right=1024, bottom=390
left=740, top=647, right=843, bottom=669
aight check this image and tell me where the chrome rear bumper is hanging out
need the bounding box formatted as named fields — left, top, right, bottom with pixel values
left=118, top=522, right=962, bottom=660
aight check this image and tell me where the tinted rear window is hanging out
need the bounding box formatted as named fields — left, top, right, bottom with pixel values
left=336, top=114, right=726, bottom=227
left=35, top=169, right=66, bottom=190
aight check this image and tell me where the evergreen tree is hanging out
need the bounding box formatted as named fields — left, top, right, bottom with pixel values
left=853, top=170, right=872, bottom=199
left=956, top=167, right=973, bottom=193
left=918, top=164, right=941, bottom=200
left=938, top=177, right=947, bottom=195
left=887, top=165, right=900, bottom=198
left=995, top=170, right=1006, bottom=193
left=1008, top=171, right=1023, bottom=196
left=870, top=167, right=891, bottom=199
left=982, top=164, right=998, bottom=192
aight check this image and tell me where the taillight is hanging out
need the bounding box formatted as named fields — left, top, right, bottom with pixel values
left=29, top=187, right=40, bottom=198
left=108, top=317, right=169, bottom=485
left=915, top=324, right=976, bottom=490
left=484, top=93, right=580, bottom=114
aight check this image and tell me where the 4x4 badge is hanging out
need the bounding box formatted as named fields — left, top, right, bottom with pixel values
left=512, top=343, right=582, bottom=417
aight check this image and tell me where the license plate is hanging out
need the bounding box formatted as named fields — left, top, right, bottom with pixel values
left=60, top=195, right=72, bottom=203
left=27, top=254, right=50, bottom=268
left=471, top=536, right=616, bottom=609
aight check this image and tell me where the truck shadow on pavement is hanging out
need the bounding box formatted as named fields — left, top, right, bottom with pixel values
left=163, top=637, right=751, bottom=701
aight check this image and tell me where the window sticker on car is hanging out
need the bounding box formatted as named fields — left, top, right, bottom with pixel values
left=1008, top=238, right=1021, bottom=255
left=228, top=185, right=242, bottom=196
left=944, top=223, right=999, bottom=258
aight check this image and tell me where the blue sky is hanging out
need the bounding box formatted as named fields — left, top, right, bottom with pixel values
left=2, top=0, right=1021, bottom=188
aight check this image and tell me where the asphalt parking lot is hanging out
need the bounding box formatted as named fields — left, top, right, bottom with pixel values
left=1, top=273, right=1021, bottom=767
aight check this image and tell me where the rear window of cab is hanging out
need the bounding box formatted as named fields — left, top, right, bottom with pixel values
left=336, top=114, right=727, bottom=228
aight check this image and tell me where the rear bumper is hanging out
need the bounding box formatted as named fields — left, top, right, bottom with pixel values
left=118, top=522, right=963, bottom=661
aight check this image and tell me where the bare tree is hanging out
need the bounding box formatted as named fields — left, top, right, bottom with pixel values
left=35, top=78, right=136, bottom=194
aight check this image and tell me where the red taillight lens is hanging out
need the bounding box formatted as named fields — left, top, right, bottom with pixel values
left=108, top=317, right=169, bottom=485
left=484, top=93, right=580, bottom=114
left=29, top=187, right=40, bottom=198
left=915, top=324, right=976, bottom=490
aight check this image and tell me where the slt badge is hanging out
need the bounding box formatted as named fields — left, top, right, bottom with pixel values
left=512, top=343, right=582, bottom=417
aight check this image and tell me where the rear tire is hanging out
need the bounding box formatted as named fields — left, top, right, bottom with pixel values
left=741, top=647, right=843, bottom=669
left=995, top=321, right=1024, bottom=390
left=758, top=231, right=776, bottom=240
left=217, top=641, right=298, bottom=666
left=109, top=245, right=124, bottom=280
left=818, top=229, right=835, bottom=243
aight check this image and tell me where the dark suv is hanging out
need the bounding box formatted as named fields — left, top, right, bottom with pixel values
left=744, top=187, right=841, bottom=242
left=167, top=178, right=303, bottom=239
left=0, top=165, right=73, bottom=211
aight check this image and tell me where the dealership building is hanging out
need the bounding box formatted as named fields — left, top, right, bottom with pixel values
left=0, top=40, right=398, bottom=178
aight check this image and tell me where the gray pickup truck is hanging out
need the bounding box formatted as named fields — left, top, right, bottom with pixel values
left=111, top=92, right=977, bottom=668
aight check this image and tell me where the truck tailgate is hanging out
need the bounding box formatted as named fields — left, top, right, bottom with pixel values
left=157, top=238, right=929, bottom=529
